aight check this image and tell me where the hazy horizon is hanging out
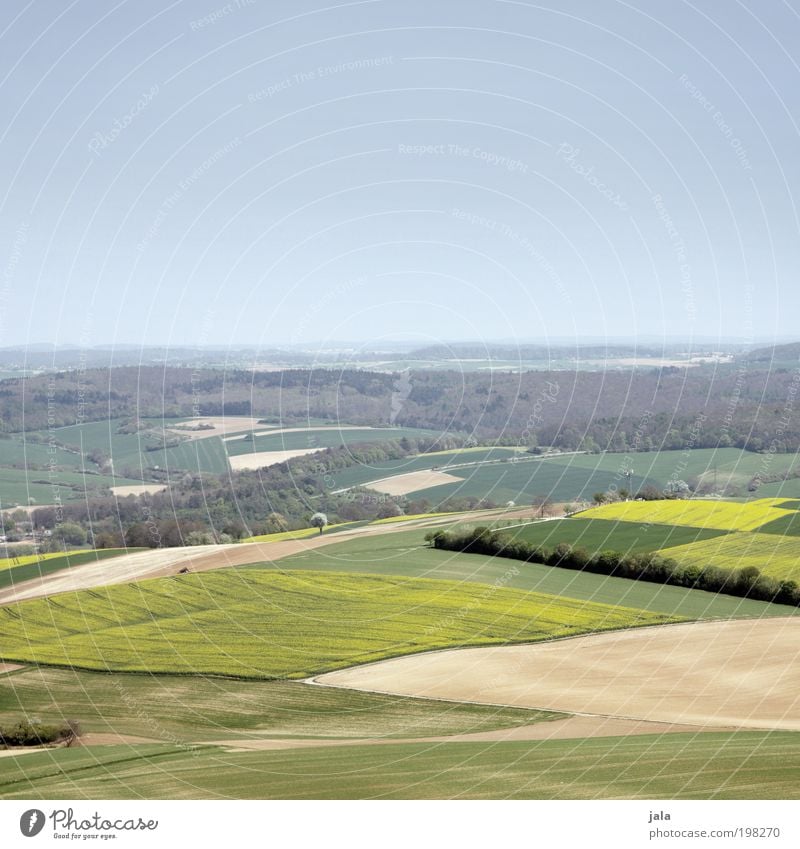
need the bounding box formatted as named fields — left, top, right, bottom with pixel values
left=2, top=1, right=799, bottom=348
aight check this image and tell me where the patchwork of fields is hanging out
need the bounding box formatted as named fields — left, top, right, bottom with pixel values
left=1, top=461, right=800, bottom=799
left=0, top=570, right=677, bottom=677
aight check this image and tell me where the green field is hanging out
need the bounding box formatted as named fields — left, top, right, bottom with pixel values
left=0, top=666, right=557, bottom=743
left=497, top=517, right=729, bottom=555
left=545, top=447, right=800, bottom=493
left=329, top=447, right=526, bottom=489
left=346, top=447, right=800, bottom=505
left=225, top=426, right=440, bottom=457
left=27, top=419, right=230, bottom=476
left=269, top=527, right=796, bottom=620
left=0, top=732, right=796, bottom=799
left=0, top=570, right=677, bottom=677
left=408, top=459, right=637, bottom=505
left=0, top=466, right=146, bottom=506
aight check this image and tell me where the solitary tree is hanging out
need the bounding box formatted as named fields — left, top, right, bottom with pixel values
left=310, top=512, right=328, bottom=535
left=532, top=495, right=551, bottom=518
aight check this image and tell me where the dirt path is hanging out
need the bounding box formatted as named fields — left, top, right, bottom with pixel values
left=0, top=507, right=536, bottom=605
left=315, top=618, right=800, bottom=731
left=204, top=715, right=709, bottom=752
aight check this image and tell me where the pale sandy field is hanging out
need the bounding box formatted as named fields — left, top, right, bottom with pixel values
left=365, top=469, right=463, bottom=496
left=165, top=416, right=265, bottom=440
left=110, top=484, right=167, bottom=497
left=228, top=447, right=322, bottom=470
left=0, top=506, right=534, bottom=605
left=316, top=618, right=800, bottom=731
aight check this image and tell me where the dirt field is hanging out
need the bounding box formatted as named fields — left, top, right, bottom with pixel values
left=0, top=662, right=24, bottom=674
left=0, top=544, right=240, bottom=605
left=110, top=484, right=168, bottom=497
left=165, top=416, right=265, bottom=440
left=221, top=425, right=377, bottom=442
left=0, top=507, right=536, bottom=604
left=228, top=448, right=323, bottom=470
left=208, top=715, right=702, bottom=752
left=315, top=618, right=800, bottom=731
left=365, top=469, right=463, bottom=496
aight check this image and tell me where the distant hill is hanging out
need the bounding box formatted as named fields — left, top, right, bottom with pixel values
left=742, top=342, right=800, bottom=364
left=3, top=363, right=800, bottom=453
left=407, top=342, right=679, bottom=361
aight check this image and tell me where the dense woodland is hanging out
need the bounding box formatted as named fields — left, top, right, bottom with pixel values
left=3, top=356, right=800, bottom=546
left=3, top=360, right=800, bottom=453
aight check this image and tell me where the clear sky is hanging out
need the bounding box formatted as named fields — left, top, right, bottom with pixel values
left=1, top=0, right=798, bottom=351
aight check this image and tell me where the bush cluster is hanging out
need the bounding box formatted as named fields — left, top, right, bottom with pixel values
left=427, top=526, right=800, bottom=607
left=0, top=719, right=80, bottom=748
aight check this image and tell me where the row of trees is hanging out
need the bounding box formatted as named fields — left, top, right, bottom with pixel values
left=427, top=526, right=800, bottom=608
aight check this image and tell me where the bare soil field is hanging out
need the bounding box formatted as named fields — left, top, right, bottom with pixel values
left=110, top=484, right=167, bottom=497
left=316, top=618, right=800, bottom=731
left=0, top=544, right=241, bottom=605
left=0, top=507, right=534, bottom=604
left=366, top=469, right=464, bottom=496
left=0, top=662, right=24, bottom=674
left=228, top=448, right=322, bottom=470
left=165, top=416, right=264, bottom=440
left=208, top=715, right=705, bottom=752
left=221, top=425, right=377, bottom=442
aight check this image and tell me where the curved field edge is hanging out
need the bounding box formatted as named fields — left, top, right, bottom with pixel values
left=0, top=570, right=681, bottom=679
left=0, top=667, right=561, bottom=742
left=0, top=549, right=136, bottom=590
left=267, top=526, right=799, bottom=620
left=0, top=732, right=797, bottom=799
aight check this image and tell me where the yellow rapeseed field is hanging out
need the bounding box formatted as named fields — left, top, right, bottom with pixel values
left=581, top=498, right=795, bottom=532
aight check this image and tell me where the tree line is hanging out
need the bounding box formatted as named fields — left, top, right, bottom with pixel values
left=427, top=526, right=800, bottom=608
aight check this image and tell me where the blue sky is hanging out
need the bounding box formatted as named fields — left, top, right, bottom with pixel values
left=1, top=0, right=798, bottom=350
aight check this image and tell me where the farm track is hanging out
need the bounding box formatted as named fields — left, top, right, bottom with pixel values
left=0, top=507, right=535, bottom=605
left=315, top=618, right=800, bottom=731
left=204, top=715, right=707, bottom=751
